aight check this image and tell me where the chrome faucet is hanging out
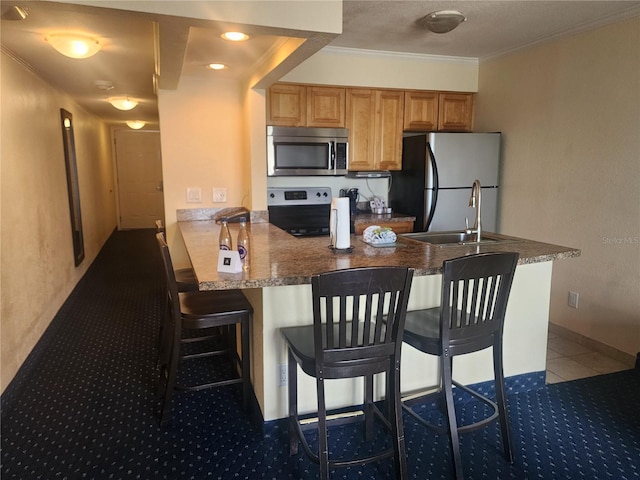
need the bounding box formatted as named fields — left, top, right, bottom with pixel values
left=465, top=179, right=482, bottom=242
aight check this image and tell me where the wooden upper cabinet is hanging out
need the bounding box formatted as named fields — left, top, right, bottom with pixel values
left=376, top=90, right=404, bottom=171
left=267, top=84, right=306, bottom=126
left=438, top=93, right=474, bottom=131
left=346, top=89, right=404, bottom=171
left=346, top=89, right=377, bottom=171
left=404, top=90, right=439, bottom=131
left=267, top=83, right=346, bottom=128
left=306, top=86, right=345, bottom=127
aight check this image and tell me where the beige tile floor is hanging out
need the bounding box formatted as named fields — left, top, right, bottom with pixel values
left=545, top=330, right=634, bottom=384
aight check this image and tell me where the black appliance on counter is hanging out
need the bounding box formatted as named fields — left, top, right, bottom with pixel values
left=339, top=188, right=358, bottom=215
left=267, top=187, right=331, bottom=237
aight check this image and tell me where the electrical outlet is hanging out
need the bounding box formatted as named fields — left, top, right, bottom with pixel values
left=568, top=291, right=579, bottom=309
left=212, top=187, right=227, bottom=203
left=277, top=364, right=288, bottom=387
left=186, top=187, right=202, bottom=203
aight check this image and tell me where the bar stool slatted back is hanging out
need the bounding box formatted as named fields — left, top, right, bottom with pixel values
left=155, top=220, right=198, bottom=292
left=155, top=233, right=253, bottom=426
left=402, top=251, right=519, bottom=480
left=281, top=266, right=414, bottom=479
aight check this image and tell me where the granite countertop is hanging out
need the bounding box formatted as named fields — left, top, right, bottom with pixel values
left=178, top=220, right=580, bottom=290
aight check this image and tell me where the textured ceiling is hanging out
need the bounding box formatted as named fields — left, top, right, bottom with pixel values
left=331, top=1, right=640, bottom=59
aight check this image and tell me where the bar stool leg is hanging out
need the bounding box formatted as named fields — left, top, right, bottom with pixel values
left=288, top=349, right=299, bottom=456
left=442, top=355, right=464, bottom=480
left=317, top=375, right=329, bottom=480
left=241, top=315, right=251, bottom=413
left=364, top=374, right=374, bottom=441
left=494, top=339, right=513, bottom=463
left=391, top=363, right=408, bottom=479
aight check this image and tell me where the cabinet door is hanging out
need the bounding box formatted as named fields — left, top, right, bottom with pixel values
left=267, top=84, right=306, bottom=126
left=355, top=220, right=413, bottom=235
left=346, top=89, right=377, bottom=171
left=438, top=93, right=474, bottom=131
left=404, top=90, right=438, bottom=131
left=376, top=90, right=404, bottom=171
left=307, top=86, right=345, bottom=128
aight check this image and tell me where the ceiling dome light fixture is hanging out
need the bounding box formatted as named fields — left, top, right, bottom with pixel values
left=207, top=63, right=227, bottom=70
left=108, top=97, right=138, bottom=111
left=93, top=80, right=115, bottom=91
left=221, top=31, right=250, bottom=42
left=126, top=120, right=146, bottom=130
left=420, top=10, right=466, bottom=34
left=46, top=33, right=101, bottom=59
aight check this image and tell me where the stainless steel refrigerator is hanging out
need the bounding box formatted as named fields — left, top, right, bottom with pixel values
left=389, top=132, right=501, bottom=232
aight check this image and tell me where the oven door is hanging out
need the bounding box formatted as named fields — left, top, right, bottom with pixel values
left=268, top=205, right=330, bottom=236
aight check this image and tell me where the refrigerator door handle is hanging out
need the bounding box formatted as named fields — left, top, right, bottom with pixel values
left=426, top=143, right=439, bottom=231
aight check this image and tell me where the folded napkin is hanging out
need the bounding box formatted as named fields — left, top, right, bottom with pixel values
left=363, top=225, right=397, bottom=244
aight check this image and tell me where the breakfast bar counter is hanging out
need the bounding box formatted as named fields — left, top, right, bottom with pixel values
left=178, top=220, right=580, bottom=421
left=178, top=220, right=579, bottom=290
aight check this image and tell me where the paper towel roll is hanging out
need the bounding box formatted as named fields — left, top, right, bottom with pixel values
left=330, top=197, right=351, bottom=249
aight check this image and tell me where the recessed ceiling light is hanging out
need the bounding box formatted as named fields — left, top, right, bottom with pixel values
left=108, top=97, right=138, bottom=111
left=221, top=31, right=249, bottom=42
left=46, top=34, right=101, bottom=59
left=207, top=63, right=227, bottom=70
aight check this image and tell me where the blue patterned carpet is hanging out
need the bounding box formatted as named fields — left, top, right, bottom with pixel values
left=2, top=229, right=639, bottom=479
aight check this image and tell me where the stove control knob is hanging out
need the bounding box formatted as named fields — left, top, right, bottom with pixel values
left=323, top=192, right=328, bottom=197
left=316, top=192, right=321, bottom=197
left=269, top=193, right=275, bottom=198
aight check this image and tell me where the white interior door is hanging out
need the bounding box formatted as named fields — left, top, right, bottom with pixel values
left=115, top=130, right=164, bottom=229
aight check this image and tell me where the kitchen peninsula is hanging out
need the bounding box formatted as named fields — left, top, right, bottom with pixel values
left=178, top=219, right=580, bottom=422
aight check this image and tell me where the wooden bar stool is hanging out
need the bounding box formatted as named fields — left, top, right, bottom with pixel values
left=281, top=266, right=414, bottom=479
left=155, top=233, right=253, bottom=426
left=402, top=252, right=519, bottom=479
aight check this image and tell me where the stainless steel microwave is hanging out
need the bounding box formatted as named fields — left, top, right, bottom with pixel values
left=267, top=126, right=348, bottom=176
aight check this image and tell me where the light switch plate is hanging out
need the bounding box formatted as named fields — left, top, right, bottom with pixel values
left=186, top=187, right=202, bottom=203
left=568, top=291, right=579, bottom=309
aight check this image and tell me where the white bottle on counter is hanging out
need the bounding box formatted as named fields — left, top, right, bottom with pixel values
left=237, top=217, right=250, bottom=271
left=219, top=218, right=232, bottom=250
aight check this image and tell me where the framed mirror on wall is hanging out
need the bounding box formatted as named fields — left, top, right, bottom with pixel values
left=60, top=109, right=85, bottom=266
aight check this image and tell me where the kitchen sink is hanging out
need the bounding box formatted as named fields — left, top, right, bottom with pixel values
left=400, top=231, right=520, bottom=246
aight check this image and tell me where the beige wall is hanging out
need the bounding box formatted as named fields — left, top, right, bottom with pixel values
left=282, top=47, right=478, bottom=92
left=475, top=17, right=640, bottom=356
left=1, top=52, right=117, bottom=391
left=158, top=76, right=251, bottom=267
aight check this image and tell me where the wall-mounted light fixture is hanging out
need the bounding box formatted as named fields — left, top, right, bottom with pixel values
left=126, top=120, right=145, bottom=130
left=221, top=31, right=249, bottom=42
left=108, top=97, right=138, bottom=111
left=46, top=34, right=101, bottom=59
